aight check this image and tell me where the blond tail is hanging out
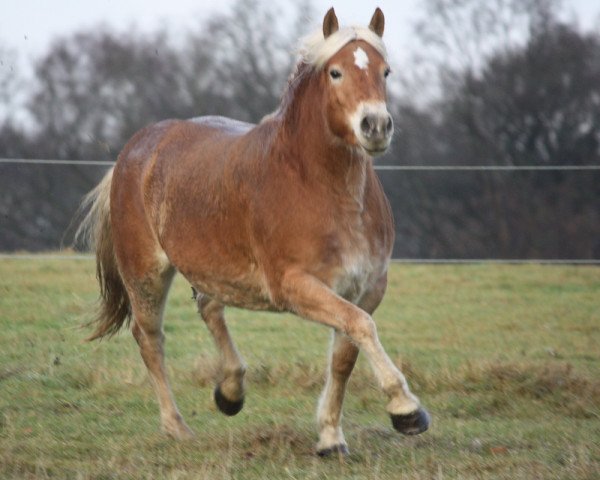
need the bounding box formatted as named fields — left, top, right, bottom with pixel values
left=75, top=168, right=131, bottom=341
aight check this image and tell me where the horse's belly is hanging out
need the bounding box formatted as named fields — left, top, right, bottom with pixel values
left=180, top=264, right=276, bottom=311
left=204, top=285, right=275, bottom=311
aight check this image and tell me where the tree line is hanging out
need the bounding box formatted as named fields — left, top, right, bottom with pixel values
left=1, top=0, right=599, bottom=258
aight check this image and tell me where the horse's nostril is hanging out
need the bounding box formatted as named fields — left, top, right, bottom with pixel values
left=386, top=116, right=393, bottom=133
left=361, top=116, right=372, bottom=135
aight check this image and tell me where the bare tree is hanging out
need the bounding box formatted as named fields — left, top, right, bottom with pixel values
left=185, top=0, right=314, bottom=122
left=0, top=0, right=315, bottom=251
left=0, top=46, right=23, bottom=122
left=387, top=17, right=600, bottom=259
left=404, top=0, right=561, bottom=101
left=27, top=29, right=192, bottom=160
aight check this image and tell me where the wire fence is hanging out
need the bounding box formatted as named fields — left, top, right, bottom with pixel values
left=0, top=159, right=115, bottom=166
left=0, top=253, right=599, bottom=264
left=2, top=158, right=600, bottom=171
left=1, top=158, right=599, bottom=264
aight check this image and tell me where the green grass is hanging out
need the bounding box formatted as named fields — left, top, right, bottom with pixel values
left=0, top=257, right=599, bottom=479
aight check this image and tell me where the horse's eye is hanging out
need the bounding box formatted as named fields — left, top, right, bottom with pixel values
left=329, top=69, right=342, bottom=80
left=384, top=67, right=391, bottom=78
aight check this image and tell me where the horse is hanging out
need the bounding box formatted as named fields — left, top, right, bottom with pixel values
left=77, top=7, right=430, bottom=456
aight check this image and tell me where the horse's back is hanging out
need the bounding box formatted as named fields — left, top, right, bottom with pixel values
left=188, top=115, right=255, bottom=136
left=117, top=116, right=253, bottom=167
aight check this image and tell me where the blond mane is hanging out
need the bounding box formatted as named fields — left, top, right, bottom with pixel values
left=298, top=26, right=387, bottom=69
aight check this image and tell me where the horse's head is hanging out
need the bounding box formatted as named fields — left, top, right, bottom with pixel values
left=301, top=8, right=393, bottom=157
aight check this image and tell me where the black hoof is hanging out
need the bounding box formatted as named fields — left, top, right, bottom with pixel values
left=214, top=386, right=244, bottom=416
left=391, top=408, right=430, bottom=435
left=316, top=444, right=349, bottom=457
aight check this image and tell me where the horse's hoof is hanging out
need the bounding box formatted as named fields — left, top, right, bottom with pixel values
left=214, top=386, right=244, bottom=416
left=390, top=408, right=430, bottom=435
left=316, top=444, right=349, bottom=457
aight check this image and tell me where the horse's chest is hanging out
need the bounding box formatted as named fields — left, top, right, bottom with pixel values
left=327, top=219, right=385, bottom=302
left=333, top=250, right=376, bottom=302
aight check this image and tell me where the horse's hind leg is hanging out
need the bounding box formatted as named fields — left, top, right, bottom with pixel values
left=197, top=296, right=246, bottom=415
left=127, top=263, right=194, bottom=439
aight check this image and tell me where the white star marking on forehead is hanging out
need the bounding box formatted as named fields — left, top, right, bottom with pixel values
left=354, top=47, right=369, bottom=70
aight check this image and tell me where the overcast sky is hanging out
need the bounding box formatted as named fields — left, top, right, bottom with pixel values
left=2, top=0, right=599, bottom=68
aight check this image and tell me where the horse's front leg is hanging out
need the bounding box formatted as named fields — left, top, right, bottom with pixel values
left=280, top=270, right=430, bottom=448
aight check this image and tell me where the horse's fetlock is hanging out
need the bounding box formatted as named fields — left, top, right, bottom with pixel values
left=386, top=391, right=420, bottom=416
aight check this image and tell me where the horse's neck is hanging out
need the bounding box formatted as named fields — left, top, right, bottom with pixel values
left=284, top=122, right=369, bottom=211
left=313, top=145, right=369, bottom=212
left=342, top=151, right=369, bottom=212
left=276, top=76, right=370, bottom=211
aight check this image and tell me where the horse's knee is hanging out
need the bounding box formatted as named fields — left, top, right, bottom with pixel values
left=345, top=312, right=377, bottom=346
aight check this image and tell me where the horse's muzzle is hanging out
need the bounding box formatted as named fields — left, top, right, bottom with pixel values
left=352, top=102, right=394, bottom=156
left=359, top=113, right=393, bottom=155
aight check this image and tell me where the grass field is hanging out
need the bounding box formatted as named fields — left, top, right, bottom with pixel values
left=0, top=257, right=599, bottom=479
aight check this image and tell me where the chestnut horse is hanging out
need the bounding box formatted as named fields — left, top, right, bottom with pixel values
left=78, top=8, right=429, bottom=456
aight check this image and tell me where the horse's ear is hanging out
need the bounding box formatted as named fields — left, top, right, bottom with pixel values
left=323, top=7, right=339, bottom=38
left=369, top=7, right=385, bottom=37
